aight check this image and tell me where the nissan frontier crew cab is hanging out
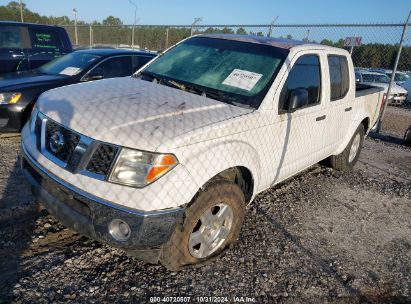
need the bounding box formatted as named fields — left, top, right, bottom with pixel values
left=21, top=34, right=384, bottom=270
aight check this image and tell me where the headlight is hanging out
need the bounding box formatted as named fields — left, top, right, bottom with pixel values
left=0, top=92, right=22, bottom=105
left=109, top=148, right=178, bottom=188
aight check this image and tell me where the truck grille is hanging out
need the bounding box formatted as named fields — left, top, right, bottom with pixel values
left=86, top=144, right=119, bottom=176
left=33, top=114, right=120, bottom=179
left=34, top=115, right=42, bottom=151
left=45, top=120, right=80, bottom=163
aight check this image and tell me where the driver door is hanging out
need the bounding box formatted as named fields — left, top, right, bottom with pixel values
left=273, top=53, right=330, bottom=183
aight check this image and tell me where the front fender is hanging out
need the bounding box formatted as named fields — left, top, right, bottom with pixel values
left=177, top=139, right=261, bottom=202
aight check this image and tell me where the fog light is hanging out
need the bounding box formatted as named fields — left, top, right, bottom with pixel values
left=108, top=219, right=131, bottom=242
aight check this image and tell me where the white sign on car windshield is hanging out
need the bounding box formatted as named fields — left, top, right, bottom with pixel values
left=59, top=67, right=81, bottom=76
left=222, top=69, right=263, bottom=91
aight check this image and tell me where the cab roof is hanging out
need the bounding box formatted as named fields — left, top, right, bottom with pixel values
left=74, top=48, right=156, bottom=57
left=197, top=34, right=306, bottom=49
left=0, top=21, right=64, bottom=28
left=196, top=34, right=345, bottom=53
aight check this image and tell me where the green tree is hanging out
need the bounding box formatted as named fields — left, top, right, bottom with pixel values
left=236, top=27, right=247, bottom=35
left=221, top=27, right=234, bottom=34
left=103, top=16, right=123, bottom=26
left=320, top=39, right=333, bottom=46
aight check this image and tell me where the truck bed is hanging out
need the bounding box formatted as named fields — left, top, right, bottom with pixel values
left=355, top=83, right=384, bottom=129
left=355, top=83, right=384, bottom=97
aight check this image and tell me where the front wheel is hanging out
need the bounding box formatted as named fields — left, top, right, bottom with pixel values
left=329, top=124, right=365, bottom=171
left=160, top=181, right=245, bottom=271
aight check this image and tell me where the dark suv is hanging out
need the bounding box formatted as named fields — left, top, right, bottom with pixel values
left=0, top=21, right=72, bottom=74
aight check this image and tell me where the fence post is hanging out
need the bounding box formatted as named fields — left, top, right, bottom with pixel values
left=89, top=25, right=93, bottom=48
left=191, top=18, right=202, bottom=36
left=165, top=28, right=169, bottom=49
left=267, top=16, right=279, bottom=37
left=376, top=11, right=411, bottom=133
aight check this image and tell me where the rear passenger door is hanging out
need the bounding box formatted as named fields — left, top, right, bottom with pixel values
left=326, top=55, right=352, bottom=149
left=0, top=25, right=30, bottom=73
left=275, top=53, right=329, bottom=182
left=27, top=27, right=65, bottom=69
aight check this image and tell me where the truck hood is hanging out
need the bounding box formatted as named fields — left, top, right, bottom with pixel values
left=37, top=77, right=253, bottom=151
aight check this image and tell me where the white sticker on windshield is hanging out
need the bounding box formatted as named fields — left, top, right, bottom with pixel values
left=222, top=69, right=263, bottom=91
left=59, top=67, right=81, bottom=76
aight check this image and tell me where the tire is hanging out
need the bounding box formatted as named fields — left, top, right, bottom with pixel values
left=329, top=124, right=365, bottom=171
left=404, top=125, right=411, bottom=147
left=160, top=181, right=245, bottom=271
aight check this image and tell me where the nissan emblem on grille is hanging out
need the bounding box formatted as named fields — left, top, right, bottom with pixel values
left=49, top=130, right=65, bottom=154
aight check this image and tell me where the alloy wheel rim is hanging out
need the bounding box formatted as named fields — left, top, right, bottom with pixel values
left=188, top=203, right=234, bottom=259
left=349, top=133, right=361, bottom=163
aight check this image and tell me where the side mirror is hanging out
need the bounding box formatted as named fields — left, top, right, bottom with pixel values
left=287, top=88, right=309, bottom=112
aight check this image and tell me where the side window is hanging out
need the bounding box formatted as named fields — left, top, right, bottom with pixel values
left=132, top=55, right=153, bottom=73
left=0, top=26, right=23, bottom=49
left=29, top=28, right=63, bottom=51
left=328, top=55, right=350, bottom=100
left=279, top=55, right=321, bottom=111
left=91, top=56, right=132, bottom=79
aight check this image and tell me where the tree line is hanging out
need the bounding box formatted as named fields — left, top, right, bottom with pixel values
left=1, top=1, right=409, bottom=70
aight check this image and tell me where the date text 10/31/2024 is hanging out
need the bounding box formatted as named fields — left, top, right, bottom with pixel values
left=149, top=296, right=256, bottom=303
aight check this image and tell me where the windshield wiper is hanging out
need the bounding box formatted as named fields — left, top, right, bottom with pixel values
left=140, top=71, right=252, bottom=109
left=202, top=90, right=253, bottom=109
left=141, top=71, right=204, bottom=95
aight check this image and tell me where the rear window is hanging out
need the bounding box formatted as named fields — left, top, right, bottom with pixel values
left=0, top=26, right=23, bottom=49
left=29, top=28, right=63, bottom=50
left=328, top=55, right=349, bottom=100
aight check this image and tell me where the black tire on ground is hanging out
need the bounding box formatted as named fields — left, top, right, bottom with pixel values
left=329, top=124, right=365, bottom=171
left=160, top=181, right=245, bottom=271
left=404, top=125, right=411, bottom=147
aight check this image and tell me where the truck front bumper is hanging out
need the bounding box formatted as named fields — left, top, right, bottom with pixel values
left=20, top=144, right=184, bottom=263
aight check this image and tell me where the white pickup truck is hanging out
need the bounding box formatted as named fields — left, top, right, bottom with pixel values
left=21, top=34, right=384, bottom=270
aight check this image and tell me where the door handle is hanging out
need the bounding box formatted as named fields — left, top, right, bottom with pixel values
left=345, top=107, right=352, bottom=112
left=12, top=54, right=24, bottom=58
left=316, top=115, right=326, bottom=121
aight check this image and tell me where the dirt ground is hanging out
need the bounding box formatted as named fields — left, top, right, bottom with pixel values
left=382, top=107, right=411, bottom=138
left=0, top=107, right=410, bottom=303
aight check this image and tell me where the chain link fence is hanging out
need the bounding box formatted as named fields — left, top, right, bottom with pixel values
left=63, top=23, right=411, bottom=108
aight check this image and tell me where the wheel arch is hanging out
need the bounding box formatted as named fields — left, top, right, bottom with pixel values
left=360, top=117, right=370, bottom=133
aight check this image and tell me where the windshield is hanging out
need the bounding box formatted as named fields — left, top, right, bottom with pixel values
left=141, top=37, right=288, bottom=108
left=38, top=52, right=101, bottom=76
left=394, top=73, right=409, bottom=82
left=362, top=73, right=390, bottom=84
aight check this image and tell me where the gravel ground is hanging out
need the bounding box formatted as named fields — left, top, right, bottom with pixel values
left=0, top=108, right=410, bottom=304
left=381, top=106, right=411, bottom=138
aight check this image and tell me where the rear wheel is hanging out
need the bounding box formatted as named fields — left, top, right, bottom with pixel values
left=160, top=181, right=245, bottom=271
left=329, top=124, right=365, bottom=171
